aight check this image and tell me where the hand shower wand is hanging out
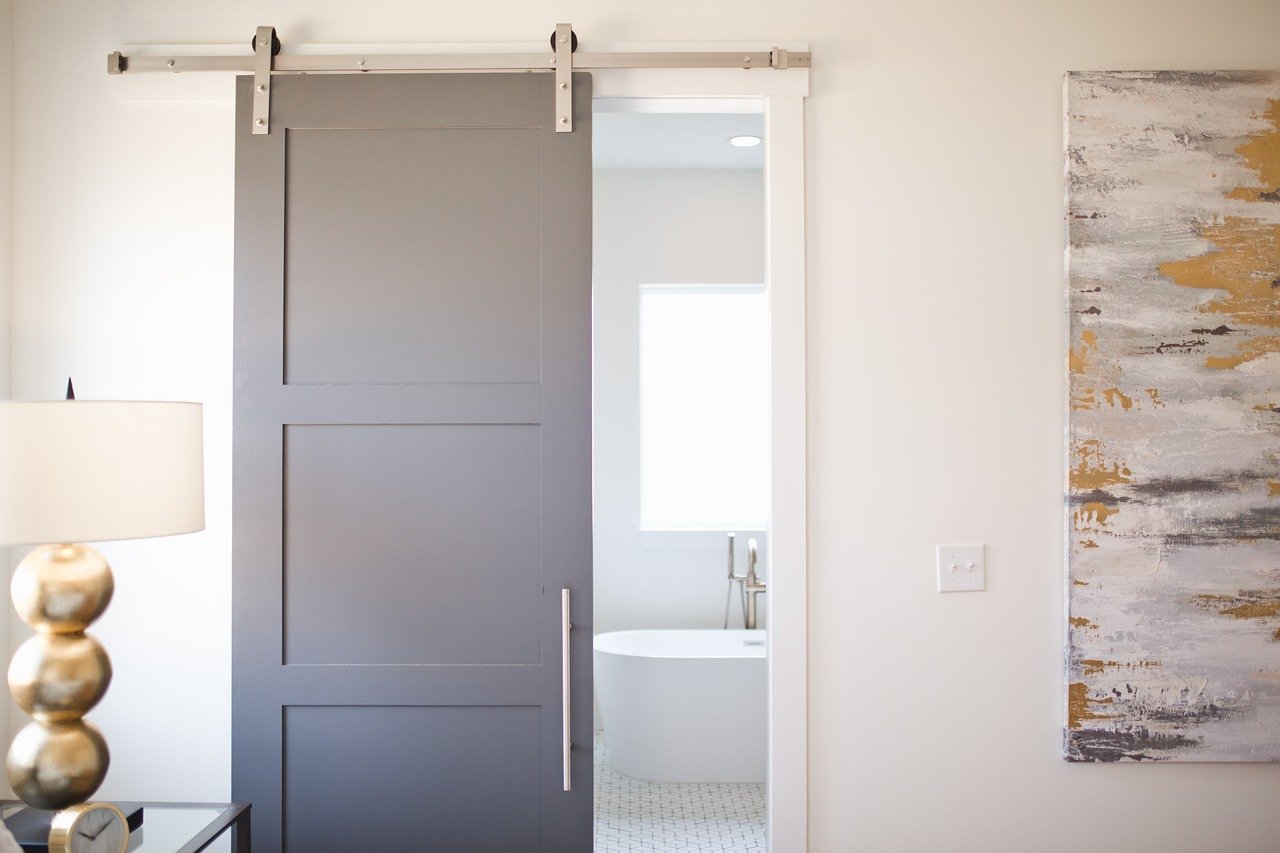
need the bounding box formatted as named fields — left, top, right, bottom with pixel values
left=723, top=533, right=738, bottom=629
left=723, top=532, right=766, bottom=630
left=724, top=533, right=754, bottom=629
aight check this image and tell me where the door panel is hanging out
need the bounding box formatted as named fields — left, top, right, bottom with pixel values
left=283, top=705, right=542, bottom=851
left=283, top=126, right=543, bottom=385
left=233, top=72, right=593, bottom=851
left=283, top=424, right=543, bottom=666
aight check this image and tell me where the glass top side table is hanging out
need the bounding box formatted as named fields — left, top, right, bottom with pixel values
left=2, top=801, right=250, bottom=853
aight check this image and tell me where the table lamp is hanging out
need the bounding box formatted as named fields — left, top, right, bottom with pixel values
left=0, top=385, right=203, bottom=821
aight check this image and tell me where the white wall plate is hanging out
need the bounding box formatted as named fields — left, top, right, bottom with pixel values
left=936, top=544, right=985, bottom=592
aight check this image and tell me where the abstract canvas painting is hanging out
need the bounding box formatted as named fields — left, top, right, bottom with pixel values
left=1066, top=71, right=1280, bottom=762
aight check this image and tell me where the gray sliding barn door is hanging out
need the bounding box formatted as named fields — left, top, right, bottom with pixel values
left=232, top=73, right=592, bottom=851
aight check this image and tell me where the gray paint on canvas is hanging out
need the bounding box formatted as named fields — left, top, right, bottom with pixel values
left=1065, top=71, right=1280, bottom=762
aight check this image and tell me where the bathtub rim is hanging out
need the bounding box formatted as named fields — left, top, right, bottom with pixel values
left=592, top=628, right=766, bottom=660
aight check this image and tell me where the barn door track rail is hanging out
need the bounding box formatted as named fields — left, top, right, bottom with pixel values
left=107, top=24, right=813, bottom=136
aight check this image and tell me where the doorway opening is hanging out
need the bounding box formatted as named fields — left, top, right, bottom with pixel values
left=591, top=99, right=770, bottom=851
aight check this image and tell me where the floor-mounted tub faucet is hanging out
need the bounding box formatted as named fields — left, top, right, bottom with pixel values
left=724, top=533, right=767, bottom=630
left=745, top=538, right=766, bottom=630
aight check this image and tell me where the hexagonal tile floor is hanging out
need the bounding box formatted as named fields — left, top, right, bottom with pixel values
left=594, top=732, right=765, bottom=851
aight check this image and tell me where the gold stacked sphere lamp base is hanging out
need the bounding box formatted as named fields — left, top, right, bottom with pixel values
left=7, top=543, right=114, bottom=811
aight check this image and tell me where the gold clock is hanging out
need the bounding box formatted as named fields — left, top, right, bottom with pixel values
left=47, top=802, right=129, bottom=853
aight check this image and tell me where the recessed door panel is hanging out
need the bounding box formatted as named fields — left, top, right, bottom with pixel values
left=284, top=127, right=542, bottom=386
left=283, top=705, right=542, bottom=851
left=283, top=424, right=542, bottom=666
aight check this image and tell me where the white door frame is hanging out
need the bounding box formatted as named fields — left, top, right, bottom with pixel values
left=593, top=60, right=809, bottom=852
left=109, top=43, right=810, bottom=850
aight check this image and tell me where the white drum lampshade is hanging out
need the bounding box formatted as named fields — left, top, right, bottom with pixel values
left=0, top=400, right=204, bottom=545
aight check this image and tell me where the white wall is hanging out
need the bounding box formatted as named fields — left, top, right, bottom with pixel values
left=10, top=1, right=233, bottom=803
left=9, top=0, right=1280, bottom=849
left=593, top=169, right=766, bottom=636
left=0, top=0, right=10, bottom=398
left=0, top=0, right=12, bottom=794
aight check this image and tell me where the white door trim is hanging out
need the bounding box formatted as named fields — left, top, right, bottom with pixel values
left=594, top=66, right=809, bottom=853
left=762, top=93, right=808, bottom=853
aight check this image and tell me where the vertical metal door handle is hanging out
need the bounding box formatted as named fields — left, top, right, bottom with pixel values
left=562, top=586, right=572, bottom=792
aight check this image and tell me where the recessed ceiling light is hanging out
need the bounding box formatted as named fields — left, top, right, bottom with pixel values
left=729, top=135, right=762, bottom=148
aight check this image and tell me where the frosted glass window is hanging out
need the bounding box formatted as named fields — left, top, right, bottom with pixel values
left=640, top=285, right=768, bottom=529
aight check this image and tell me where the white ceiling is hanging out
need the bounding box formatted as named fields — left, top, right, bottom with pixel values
left=593, top=111, right=765, bottom=170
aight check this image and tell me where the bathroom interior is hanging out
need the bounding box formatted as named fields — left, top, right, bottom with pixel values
left=591, top=100, right=770, bottom=851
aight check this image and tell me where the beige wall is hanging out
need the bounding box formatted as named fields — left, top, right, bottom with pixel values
left=8, top=0, right=1280, bottom=848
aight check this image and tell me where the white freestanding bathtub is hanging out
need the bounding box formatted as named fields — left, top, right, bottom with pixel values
left=593, top=629, right=765, bottom=783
